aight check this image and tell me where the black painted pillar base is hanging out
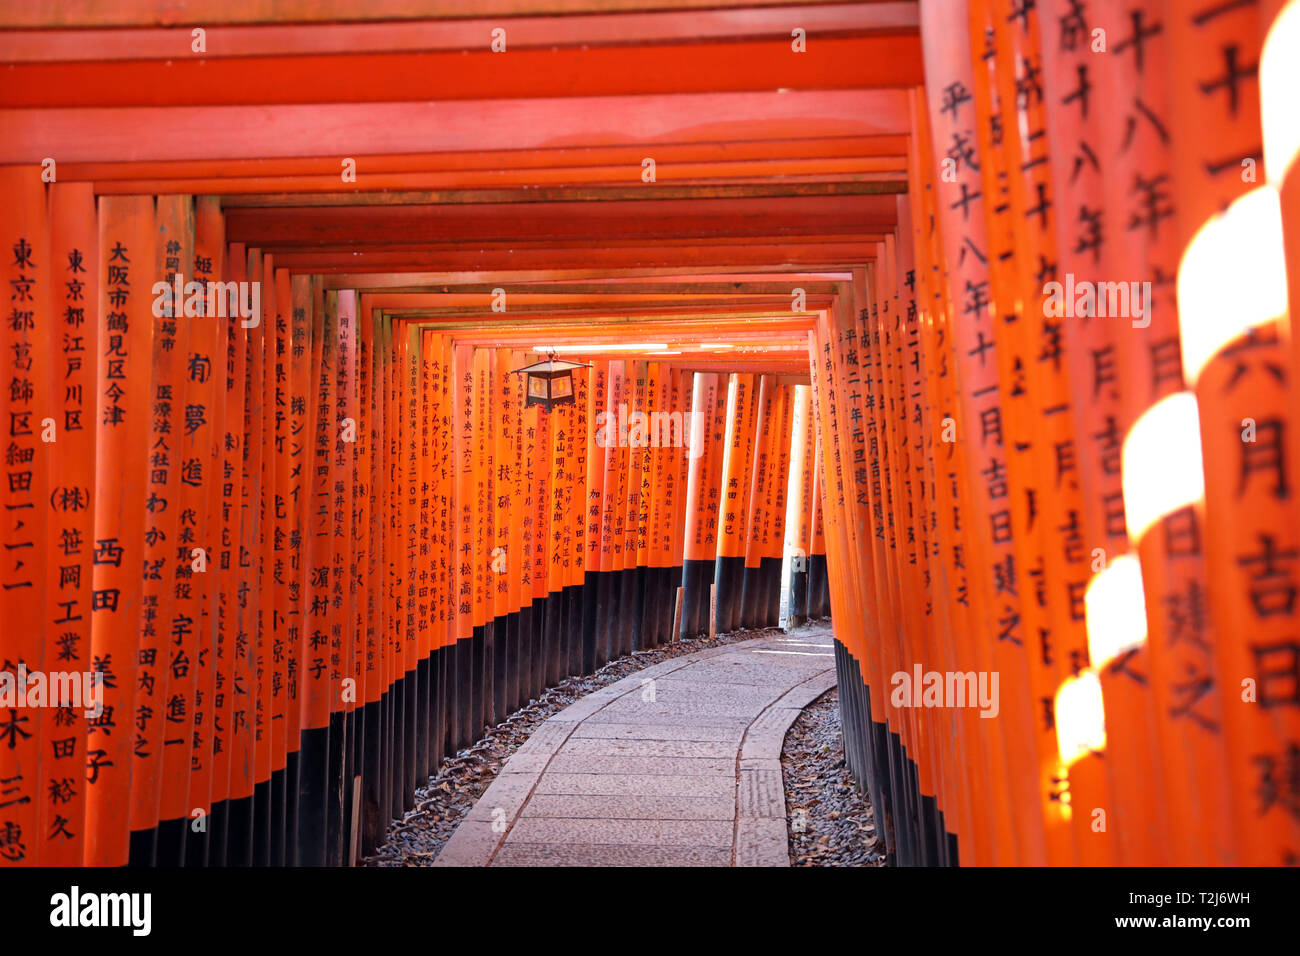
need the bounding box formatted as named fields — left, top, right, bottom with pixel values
left=543, top=590, right=562, bottom=689
left=739, top=561, right=762, bottom=629
left=639, top=565, right=657, bottom=647
left=679, top=558, right=711, bottom=638
left=459, top=638, right=473, bottom=751
left=808, top=552, right=830, bottom=617
left=504, top=611, right=520, bottom=716
left=667, top=564, right=684, bottom=641
left=517, top=604, right=534, bottom=703
left=296, top=721, right=329, bottom=866
left=617, top=567, right=636, bottom=656
left=391, top=676, right=406, bottom=818
left=470, top=624, right=486, bottom=744
left=415, top=655, right=429, bottom=784
left=402, top=667, right=418, bottom=810
left=594, top=571, right=613, bottom=667
left=430, top=646, right=444, bottom=775
left=564, top=585, right=582, bottom=675
left=713, top=554, right=744, bottom=633
left=484, top=620, right=498, bottom=732
left=529, top=597, right=546, bottom=700
left=581, top=571, right=600, bottom=672
left=326, top=708, right=347, bottom=866
left=761, top=556, right=781, bottom=627
left=209, top=798, right=229, bottom=867
left=283, top=748, right=299, bottom=866
left=253, top=775, right=272, bottom=866
left=360, top=696, right=384, bottom=858
left=269, top=765, right=287, bottom=865
left=225, top=792, right=254, bottom=867
left=789, top=566, right=809, bottom=627
left=629, top=565, right=644, bottom=651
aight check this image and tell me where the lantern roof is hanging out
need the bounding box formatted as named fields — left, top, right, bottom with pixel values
left=511, top=358, right=592, bottom=375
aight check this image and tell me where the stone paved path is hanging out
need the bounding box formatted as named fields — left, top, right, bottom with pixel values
left=433, top=623, right=836, bottom=867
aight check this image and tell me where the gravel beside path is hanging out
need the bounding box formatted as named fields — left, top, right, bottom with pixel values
left=781, top=688, right=887, bottom=867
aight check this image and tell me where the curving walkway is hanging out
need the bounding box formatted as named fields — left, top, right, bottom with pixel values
left=433, top=624, right=837, bottom=867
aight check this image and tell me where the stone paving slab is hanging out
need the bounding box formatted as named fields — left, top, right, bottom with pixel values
left=741, top=705, right=806, bottom=762
left=505, top=817, right=733, bottom=847
left=432, top=623, right=836, bottom=867
left=511, top=720, right=576, bottom=758
left=770, top=669, right=840, bottom=711
left=520, top=793, right=735, bottom=820
left=636, top=679, right=796, bottom=704
left=495, top=751, right=553, bottom=775
left=544, top=754, right=735, bottom=776
left=666, top=660, right=829, bottom=686
left=589, top=700, right=769, bottom=720
left=579, top=710, right=756, bottom=727
left=736, top=818, right=790, bottom=867
left=746, top=649, right=835, bottom=661
left=569, top=722, right=746, bottom=743
left=431, top=820, right=501, bottom=867
left=556, top=736, right=738, bottom=759
left=535, top=772, right=737, bottom=797
left=491, top=844, right=732, bottom=867
left=737, top=766, right=786, bottom=820
left=465, top=773, right=539, bottom=823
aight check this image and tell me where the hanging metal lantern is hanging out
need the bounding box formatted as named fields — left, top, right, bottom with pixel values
left=512, top=355, right=592, bottom=411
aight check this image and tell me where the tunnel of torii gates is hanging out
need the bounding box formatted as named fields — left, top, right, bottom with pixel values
left=0, top=0, right=1299, bottom=871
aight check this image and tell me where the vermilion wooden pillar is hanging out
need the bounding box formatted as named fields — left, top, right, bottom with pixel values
left=0, top=168, right=48, bottom=866
left=141, top=195, right=195, bottom=867
left=1166, top=0, right=1298, bottom=865
left=739, top=374, right=775, bottom=629
left=764, top=384, right=792, bottom=627
left=714, top=373, right=757, bottom=633
left=680, top=372, right=723, bottom=638
left=85, top=194, right=155, bottom=867
left=39, top=181, right=97, bottom=867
